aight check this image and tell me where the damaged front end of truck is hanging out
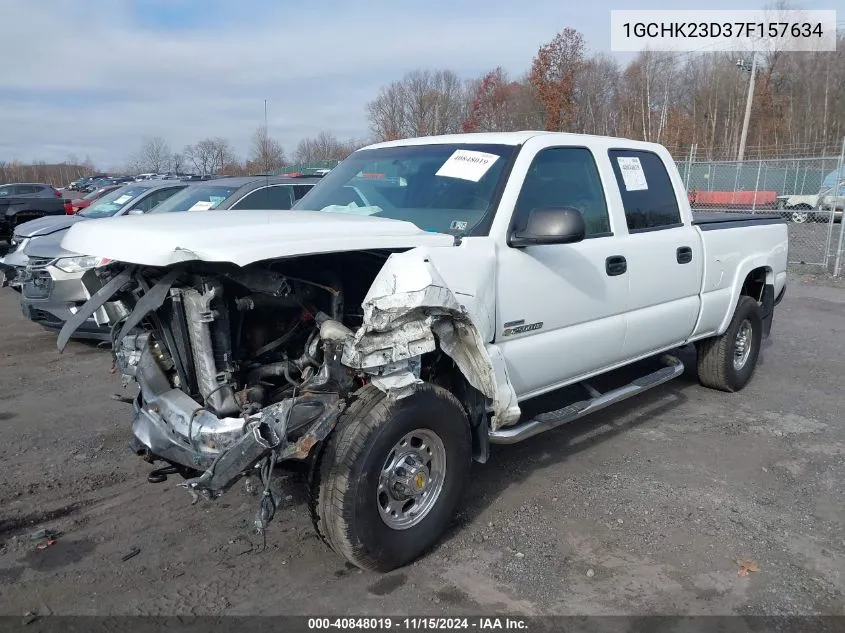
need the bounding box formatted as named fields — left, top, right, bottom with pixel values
left=58, top=248, right=512, bottom=531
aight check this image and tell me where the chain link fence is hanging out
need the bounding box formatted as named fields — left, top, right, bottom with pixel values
left=675, top=141, right=845, bottom=276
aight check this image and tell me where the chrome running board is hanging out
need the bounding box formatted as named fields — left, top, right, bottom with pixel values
left=488, top=354, right=684, bottom=445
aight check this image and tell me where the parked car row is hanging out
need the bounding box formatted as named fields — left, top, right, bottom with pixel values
left=1, top=174, right=322, bottom=337
left=67, top=173, right=217, bottom=193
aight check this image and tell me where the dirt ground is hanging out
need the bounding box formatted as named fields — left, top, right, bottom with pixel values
left=0, top=275, right=843, bottom=617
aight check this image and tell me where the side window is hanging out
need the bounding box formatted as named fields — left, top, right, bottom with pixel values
left=292, top=184, right=312, bottom=200
left=608, top=150, right=682, bottom=232
left=513, top=147, right=610, bottom=237
left=133, top=188, right=181, bottom=213
left=231, top=185, right=294, bottom=210
left=0, top=186, right=11, bottom=196
left=17, top=186, right=38, bottom=195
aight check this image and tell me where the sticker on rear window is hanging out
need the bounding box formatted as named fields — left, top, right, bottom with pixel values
left=188, top=201, right=214, bottom=211
left=435, top=150, right=499, bottom=182
left=617, top=157, right=648, bottom=191
left=450, top=220, right=468, bottom=231
left=113, top=194, right=133, bottom=205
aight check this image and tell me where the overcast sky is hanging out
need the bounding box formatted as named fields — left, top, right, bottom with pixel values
left=0, top=0, right=833, bottom=167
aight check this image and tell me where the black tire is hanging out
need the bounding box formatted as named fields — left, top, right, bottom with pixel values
left=310, top=383, right=471, bottom=572
left=696, top=295, right=763, bottom=392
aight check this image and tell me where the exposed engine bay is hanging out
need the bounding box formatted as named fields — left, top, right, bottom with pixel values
left=58, top=249, right=505, bottom=532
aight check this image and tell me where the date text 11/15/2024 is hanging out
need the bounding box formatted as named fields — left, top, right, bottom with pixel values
left=307, top=617, right=529, bottom=630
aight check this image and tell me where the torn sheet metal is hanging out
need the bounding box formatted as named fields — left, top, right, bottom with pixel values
left=342, top=248, right=520, bottom=429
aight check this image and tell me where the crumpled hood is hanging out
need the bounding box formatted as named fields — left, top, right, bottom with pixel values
left=14, top=215, right=85, bottom=239
left=61, top=209, right=455, bottom=267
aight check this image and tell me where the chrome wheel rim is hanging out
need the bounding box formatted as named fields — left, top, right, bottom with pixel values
left=377, top=428, right=446, bottom=530
left=733, top=319, right=753, bottom=370
left=791, top=212, right=809, bottom=223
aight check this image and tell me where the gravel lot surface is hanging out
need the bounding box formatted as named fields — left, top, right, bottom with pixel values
left=0, top=276, right=843, bottom=616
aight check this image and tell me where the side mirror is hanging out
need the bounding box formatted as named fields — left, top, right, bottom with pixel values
left=126, top=208, right=144, bottom=216
left=508, top=207, right=586, bottom=248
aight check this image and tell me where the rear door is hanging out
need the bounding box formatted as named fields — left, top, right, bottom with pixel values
left=606, top=149, right=703, bottom=358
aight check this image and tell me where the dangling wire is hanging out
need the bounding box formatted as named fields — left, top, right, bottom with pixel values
left=254, top=385, right=297, bottom=550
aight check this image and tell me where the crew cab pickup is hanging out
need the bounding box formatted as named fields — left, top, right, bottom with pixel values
left=58, top=132, right=788, bottom=572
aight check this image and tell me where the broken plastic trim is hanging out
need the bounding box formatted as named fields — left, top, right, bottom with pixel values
left=340, top=250, right=520, bottom=429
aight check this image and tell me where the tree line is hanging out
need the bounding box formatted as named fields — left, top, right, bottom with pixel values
left=366, top=28, right=845, bottom=161
left=123, top=129, right=366, bottom=178
left=0, top=129, right=366, bottom=187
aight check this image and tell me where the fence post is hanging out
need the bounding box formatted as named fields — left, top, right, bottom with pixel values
left=751, top=160, right=762, bottom=213
left=684, top=144, right=695, bottom=191
left=831, top=137, right=845, bottom=277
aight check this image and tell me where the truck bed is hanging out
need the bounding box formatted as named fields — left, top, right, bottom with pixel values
left=692, top=212, right=785, bottom=230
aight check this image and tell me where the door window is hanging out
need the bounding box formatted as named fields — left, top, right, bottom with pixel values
left=608, top=150, right=682, bottom=232
left=231, top=185, right=295, bottom=210
left=131, top=187, right=184, bottom=213
left=513, top=147, right=611, bottom=237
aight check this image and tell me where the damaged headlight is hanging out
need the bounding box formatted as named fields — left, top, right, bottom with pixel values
left=54, top=255, right=110, bottom=273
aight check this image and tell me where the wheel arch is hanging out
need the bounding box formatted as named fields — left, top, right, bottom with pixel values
left=716, top=262, right=774, bottom=336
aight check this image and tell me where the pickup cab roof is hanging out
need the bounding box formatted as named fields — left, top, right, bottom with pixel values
left=365, top=131, right=656, bottom=151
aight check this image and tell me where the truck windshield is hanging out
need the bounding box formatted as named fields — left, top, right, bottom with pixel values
left=292, top=143, right=516, bottom=235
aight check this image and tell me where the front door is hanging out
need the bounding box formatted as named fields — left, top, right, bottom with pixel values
left=495, top=146, right=629, bottom=400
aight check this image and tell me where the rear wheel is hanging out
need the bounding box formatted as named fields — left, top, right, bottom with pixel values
left=310, top=383, right=471, bottom=572
left=696, top=295, right=763, bottom=392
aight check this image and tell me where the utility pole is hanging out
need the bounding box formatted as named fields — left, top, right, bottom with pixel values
left=263, top=99, right=268, bottom=174
left=736, top=53, right=757, bottom=162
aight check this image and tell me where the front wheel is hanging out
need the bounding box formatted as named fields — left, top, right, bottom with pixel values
left=696, top=295, right=763, bottom=392
left=790, top=210, right=810, bottom=223
left=310, top=383, right=471, bottom=572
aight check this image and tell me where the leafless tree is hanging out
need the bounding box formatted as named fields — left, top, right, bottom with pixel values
left=293, top=132, right=361, bottom=164
left=137, top=136, right=171, bottom=173
left=366, top=69, right=469, bottom=141
left=184, top=137, right=236, bottom=175
left=0, top=160, right=95, bottom=188
left=248, top=126, right=286, bottom=173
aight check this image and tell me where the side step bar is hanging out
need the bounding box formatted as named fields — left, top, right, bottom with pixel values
left=489, top=354, right=684, bottom=445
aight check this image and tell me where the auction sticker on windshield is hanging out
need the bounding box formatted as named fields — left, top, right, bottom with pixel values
left=436, top=150, right=499, bottom=182
left=617, top=156, right=648, bottom=191
left=113, top=195, right=133, bottom=205
left=188, top=201, right=214, bottom=211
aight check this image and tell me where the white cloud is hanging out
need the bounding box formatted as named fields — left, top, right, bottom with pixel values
left=0, top=0, right=601, bottom=165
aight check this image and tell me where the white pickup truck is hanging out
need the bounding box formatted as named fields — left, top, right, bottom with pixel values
left=59, top=132, right=788, bottom=572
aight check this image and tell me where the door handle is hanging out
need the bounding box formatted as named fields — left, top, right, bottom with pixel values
left=676, top=246, right=693, bottom=264
left=605, top=255, right=627, bottom=276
